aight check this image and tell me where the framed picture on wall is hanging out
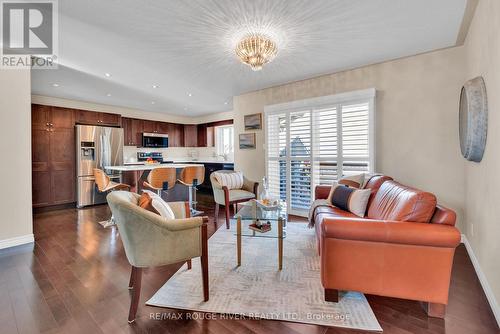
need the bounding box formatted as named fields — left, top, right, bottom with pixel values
left=244, top=113, right=262, bottom=130
left=239, top=133, right=256, bottom=149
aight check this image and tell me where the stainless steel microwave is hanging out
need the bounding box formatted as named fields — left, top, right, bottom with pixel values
left=142, top=132, right=169, bottom=148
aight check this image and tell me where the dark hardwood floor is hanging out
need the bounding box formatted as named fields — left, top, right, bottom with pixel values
left=1, top=197, right=498, bottom=334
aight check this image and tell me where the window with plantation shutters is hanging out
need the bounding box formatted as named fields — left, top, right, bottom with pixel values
left=265, top=89, right=375, bottom=216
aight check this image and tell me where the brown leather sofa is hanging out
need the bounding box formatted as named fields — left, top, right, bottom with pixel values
left=313, top=175, right=461, bottom=318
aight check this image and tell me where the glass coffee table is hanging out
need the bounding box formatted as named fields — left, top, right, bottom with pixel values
left=234, top=200, right=287, bottom=270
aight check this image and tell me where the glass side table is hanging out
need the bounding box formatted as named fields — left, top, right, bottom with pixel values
left=233, top=200, right=287, bottom=270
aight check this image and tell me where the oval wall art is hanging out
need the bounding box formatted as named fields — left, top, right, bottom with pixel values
left=459, top=76, right=488, bottom=162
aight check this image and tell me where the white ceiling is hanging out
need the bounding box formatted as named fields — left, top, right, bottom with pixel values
left=31, top=0, right=468, bottom=116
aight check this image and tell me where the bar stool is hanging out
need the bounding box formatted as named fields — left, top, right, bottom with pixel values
left=94, top=168, right=131, bottom=228
left=178, top=166, right=205, bottom=216
left=142, top=167, right=177, bottom=197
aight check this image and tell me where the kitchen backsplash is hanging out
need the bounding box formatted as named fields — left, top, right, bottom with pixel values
left=123, top=146, right=233, bottom=163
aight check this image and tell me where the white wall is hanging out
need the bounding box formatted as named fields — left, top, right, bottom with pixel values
left=234, top=46, right=466, bottom=230
left=463, top=0, right=500, bottom=323
left=0, top=69, right=34, bottom=248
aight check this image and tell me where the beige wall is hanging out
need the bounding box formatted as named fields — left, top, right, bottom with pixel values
left=234, top=47, right=466, bottom=229
left=0, top=69, right=33, bottom=247
left=463, top=0, right=500, bottom=319
left=32, top=95, right=233, bottom=125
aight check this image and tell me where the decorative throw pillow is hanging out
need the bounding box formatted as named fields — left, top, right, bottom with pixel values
left=326, top=174, right=364, bottom=202
left=328, top=184, right=371, bottom=217
left=339, top=173, right=365, bottom=188
left=138, top=192, right=159, bottom=214
left=213, top=171, right=244, bottom=190
left=141, top=190, right=175, bottom=220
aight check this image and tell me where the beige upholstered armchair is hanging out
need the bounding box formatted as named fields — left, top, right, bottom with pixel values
left=107, top=191, right=209, bottom=323
left=210, top=170, right=258, bottom=229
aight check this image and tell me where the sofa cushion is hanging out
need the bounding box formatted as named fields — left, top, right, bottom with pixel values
left=367, top=181, right=437, bottom=223
left=364, top=175, right=394, bottom=208
left=228, top=189, right=255, bottom=202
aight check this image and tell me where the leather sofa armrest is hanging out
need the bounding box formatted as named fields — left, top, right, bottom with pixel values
left=315, top=185, right=331, bottom=200
left=321, top=217, right=461, bottom=248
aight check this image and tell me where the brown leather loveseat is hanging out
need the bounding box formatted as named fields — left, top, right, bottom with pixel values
left=313, top=175, right=461, bottom=318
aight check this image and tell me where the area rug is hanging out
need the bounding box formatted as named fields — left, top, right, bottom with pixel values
left=147, top=222, right=382, bottom=331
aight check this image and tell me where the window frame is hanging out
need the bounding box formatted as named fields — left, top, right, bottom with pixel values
left=215, top=124, right=234, bottom=157
left=264, top=88, right=376, bottom=216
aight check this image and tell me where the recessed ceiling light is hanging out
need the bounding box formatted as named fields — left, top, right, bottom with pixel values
left=52, top=83, right=59, bottom=87
left=152, top=85, right=159, bottom=89
left=188, top=93, right=192, bottom=97
left=106, top=93, right=111, bottom=97
left=224, top=101, right=228, bottom=105
left=104, top=73, right=111, bottom=77
left=151, top=101, right=155, bottom=105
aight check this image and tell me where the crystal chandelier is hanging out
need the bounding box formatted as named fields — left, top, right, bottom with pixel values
left=235, top=34, right=278, bottom=71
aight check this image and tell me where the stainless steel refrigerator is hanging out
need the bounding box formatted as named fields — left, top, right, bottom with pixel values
left=76, top=125, right=124, bottom=208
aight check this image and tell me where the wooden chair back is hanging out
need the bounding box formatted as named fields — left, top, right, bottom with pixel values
left=147, top=167, right=177, bottom=190
left=180, top=166, right=205, bottom=186
left=93, top=168, right=110, bottom=192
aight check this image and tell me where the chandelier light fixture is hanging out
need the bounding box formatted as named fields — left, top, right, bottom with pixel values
left=235, top=33, right=278, bottom=71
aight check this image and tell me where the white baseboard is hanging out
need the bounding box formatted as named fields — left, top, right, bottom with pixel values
left=461, top=234, right=500, bottom=328
left=0, top=234, right=34, bottom=250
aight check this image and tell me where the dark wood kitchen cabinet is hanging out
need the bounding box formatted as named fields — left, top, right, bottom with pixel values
left=31, top=105, right=75, bottom=207
left=142, top=120, right=157, bottom=133
left=156, top=122, right=170, bottom=134
left=122, top=117, right=143, bottom=146
left=197, top=124, right=207, bottom=147
left=169, top=123, right=184, bottom=147
left=76, top=110, right=121, bottom=126
left=183, top=124, right=198, bottom=147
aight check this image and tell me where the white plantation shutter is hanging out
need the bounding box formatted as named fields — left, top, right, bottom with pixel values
left=341, top=102, right=370, bottom=176
left=289, top=110, right=312, bottom=211
left=312, top=106, right=339, bottom=187
left=266, top=89, right=375, bottom=216
left=266, top=113, right=287, bottom=201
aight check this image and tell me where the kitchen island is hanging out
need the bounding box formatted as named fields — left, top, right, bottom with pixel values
left=106, top=163, right=204, bottom=193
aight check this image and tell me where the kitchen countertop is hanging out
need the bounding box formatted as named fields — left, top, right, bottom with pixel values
left=124, top=159, right=234, bottom=165
left=106, top=163, right=204, bottom=171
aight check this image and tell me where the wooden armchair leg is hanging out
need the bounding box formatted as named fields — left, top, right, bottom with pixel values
left=128, top=266, right=136, bottom=289
left=214, top=203, right=219, bottom=227
left=325, top=288, right=339, bottom=302
left=201, top=223, right=209, bottom=302
left=186, top=259, right=192, bottom=270
left=128, top=267, right=142, bottom=323
left=224, top=204, right=230, bottom=229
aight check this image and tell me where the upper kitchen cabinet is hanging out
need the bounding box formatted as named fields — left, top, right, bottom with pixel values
left=99, top=112, right=122, bottom=126
left=32, top=105, right=74, bottom=130
left=157, top=122, right=170, bottom=134
left=142, top=120, right=158, bottom=133
left=76, top=109, right=121, bottom=126
left=168, top=123, right=184, bottom=147
left=122, top=118, right=143, bottom=146
left=183, top=124, right=198, bottom=147
left=197, top=124, right=207, bottom=147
